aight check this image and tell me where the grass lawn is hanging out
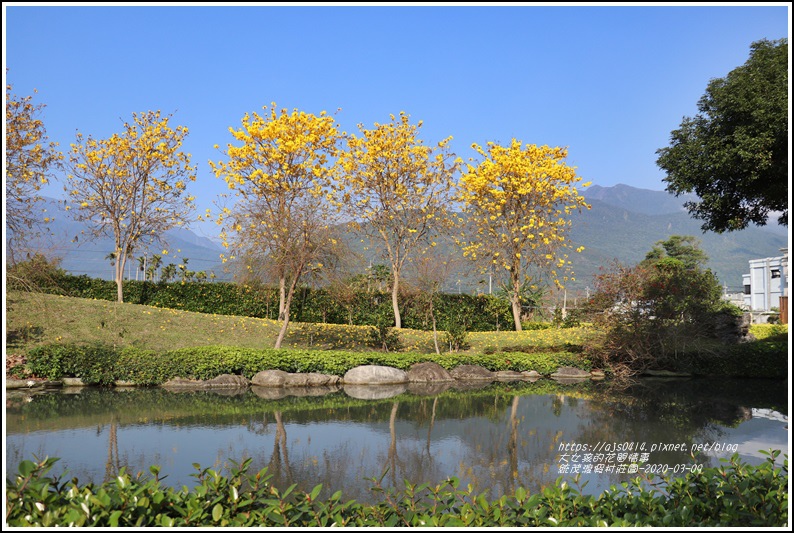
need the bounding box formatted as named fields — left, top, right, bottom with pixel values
left=5, top=291, right=596, bottom=356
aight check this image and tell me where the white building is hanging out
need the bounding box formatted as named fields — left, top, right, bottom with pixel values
left=742, top=248, right=788, bottom=317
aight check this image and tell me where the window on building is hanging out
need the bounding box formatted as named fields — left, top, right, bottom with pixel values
left=744, top=284, right=751, bottom=295
left=771, top=269, right=781, bottom=279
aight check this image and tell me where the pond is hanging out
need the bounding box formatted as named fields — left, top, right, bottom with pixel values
left=5, top=378, right=788, bottom=503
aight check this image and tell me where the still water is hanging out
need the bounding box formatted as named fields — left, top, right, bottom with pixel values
left=5, top=378, right=788, bottom=503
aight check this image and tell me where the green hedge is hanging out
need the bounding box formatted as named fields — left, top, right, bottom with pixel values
left=6, top=451, right=787, bottom=527
left=27, top=337, right=788, bottom=384
left=27, top=273, right=519, bottom=331
left=24, top=342, right=591, bottom=385
left=665, top=340, right=789, bottom=378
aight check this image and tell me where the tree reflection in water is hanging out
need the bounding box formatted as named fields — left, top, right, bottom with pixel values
left=5, top=379, right=787, bottom=504
left=104, top=414, right=120, bottom=484
left=268, top=411, right=292, bottom=485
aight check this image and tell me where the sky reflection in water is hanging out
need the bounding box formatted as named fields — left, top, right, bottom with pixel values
left=6, top=378, right=788, bottom=503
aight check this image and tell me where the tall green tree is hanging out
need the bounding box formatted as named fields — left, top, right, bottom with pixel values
left=585, top=238, right=736, bottom=377
left=643, top=235, right=708, bottom=270
left=656, top=38, right=788, bottom=233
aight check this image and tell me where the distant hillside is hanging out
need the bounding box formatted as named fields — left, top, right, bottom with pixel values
left=583, top=184, right=693, bottom=216
left=12, top=187, right=788, bottom=294
left=14, top=198, right=230, bottom=281
left=569, top=194, right=788, bottom=293
left=583, top=184, right=788, bottom=237
left=343, top=185, right=788, bottom=295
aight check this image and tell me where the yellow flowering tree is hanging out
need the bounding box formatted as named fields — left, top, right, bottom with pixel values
left=210, top=104, right=343, bottom=349
left=337, top=112, right=460, bottom=329
left=5, top=82, right=62, bottom=264
left=458, top=140, right=590, bottom=331
left=66, top=110, right=197, bottom=303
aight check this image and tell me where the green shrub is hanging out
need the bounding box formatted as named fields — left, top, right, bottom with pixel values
left=27, top=273, right=519, bottom=332
left=582, top=246, right=745, bottom=376
left=6, top=253, right=69, bottom=293
left=365, top=305, right=403, bottom=352
left=750, top=323, right=788, bottom=341
left=23, top=342, right=593, bottom=383
left=6, top=451, right=787, bottom=527
left=26, top=343, right=120, bottom=385
left=27, top=336, right=784, bottom=383
left=521, top=321, right=553, bottom=331
left=670, top=341, right=788, bottom=378
left=441, top=311, right=471, bottom=352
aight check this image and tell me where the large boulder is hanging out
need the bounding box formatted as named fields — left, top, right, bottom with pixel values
left=252, top=370, right=290, bottom=387
left=161, top=377, right=204, bottom=388
left=284, top=373, right=340, bottom=388
left=550, top=366, right=591, bottom=379
left=407, top=362, right=454, bottom=382
left=205, top=374, right=250, bottom=388
left=450, top=365, right=495, bottom=381
left=343, top=365, right=408, bottom=385
left=252, top=370, right=341, bottom=388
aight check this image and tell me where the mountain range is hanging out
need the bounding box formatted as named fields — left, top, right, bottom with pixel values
left=15, top=185, right=789, bottom=295
left=568, top=185, right=787, bottom=293
left=15, top=197, right=230, bottom=282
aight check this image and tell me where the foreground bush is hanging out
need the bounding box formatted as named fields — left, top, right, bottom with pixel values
left=6, top=451, right=787, bottom=527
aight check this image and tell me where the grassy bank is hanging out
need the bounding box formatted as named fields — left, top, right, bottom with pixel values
left=6, top=291, right=594, bottom=355
left=6, top=291, right=787, bottom=381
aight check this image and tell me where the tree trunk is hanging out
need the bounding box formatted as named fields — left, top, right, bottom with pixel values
left=391, top=271, right=402, bottom=329
left=510, top=273, right=522, bottom=331
left=115, top=255, right=125, bottom=303
left=278, top=276, right=286, bottom=320
left=274, top=274, right=301, bottom=349
left=432, top=313, right=440, bottom=355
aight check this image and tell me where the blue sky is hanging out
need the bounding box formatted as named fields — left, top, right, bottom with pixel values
left=4, top=3, right=790, bottom=241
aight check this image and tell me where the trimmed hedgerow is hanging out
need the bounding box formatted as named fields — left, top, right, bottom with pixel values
left=31, top=273, right=516, bottom=332
left=24, top=342, right=591, bottom=385
left=27, top=336, right=788, bottom=384
left=5, top=451, right=787, bottom=527
left=663, top=340, right=788, bottom=378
